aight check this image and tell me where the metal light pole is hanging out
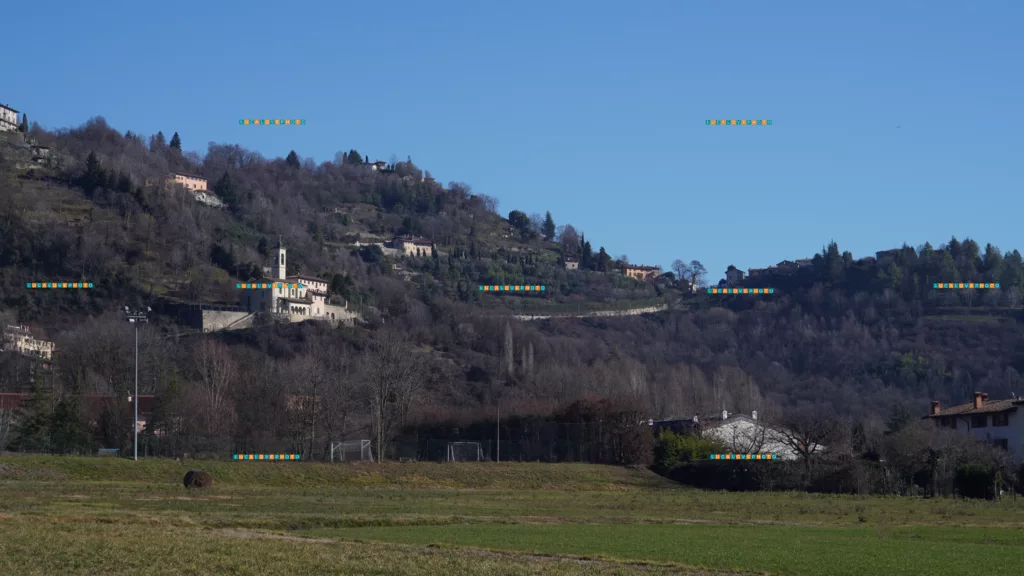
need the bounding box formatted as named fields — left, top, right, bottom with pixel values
left=124, top=306, right=150, bottom=460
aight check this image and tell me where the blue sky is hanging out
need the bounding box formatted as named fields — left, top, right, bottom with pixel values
left=7, top=1, right=1022, bottom=282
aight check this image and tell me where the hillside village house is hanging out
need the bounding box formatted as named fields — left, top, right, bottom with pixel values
left=925, top=392, right=1024, bottom=464
left=652, top=410, right=815, bottom=460
left=624, top=264, right=661, bottom=281
left=168, top=171, right=207, bottom=192
left=2, top=325, right=55, bottom=360
left=564, top=257, right=579, bottom=271
left=31, top=145, right=50, bottom=164
left=876, top=249, right=900, bottom=265
left=0, top=103, right=18, bottom=132
left=393, top=235, right=434, bottom=257
left=795, top=258, right=813, bottom=269
left=725, top=266, right=745, bottom=285
left=369, top=160, right=388, bottom=171
left=165, top=172, right=226, bottom=207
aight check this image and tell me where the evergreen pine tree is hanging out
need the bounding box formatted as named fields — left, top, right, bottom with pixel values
left=150, top=131, right=166, bottom=152
left=11, top=382, right=53, bottom=452
left=18, top=113, right=28, bottom=133
left=542, top=211, right=556, bottom=241
left=214, top=171, right=237, bottom=207
left=285, top=150, right=301, bottom=168
left=169, top=132, right=182, bottom=150
left=50, top=397, right=91, bottom=454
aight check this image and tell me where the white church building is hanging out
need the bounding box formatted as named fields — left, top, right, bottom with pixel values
left=242, top=238, right=351, bottom=322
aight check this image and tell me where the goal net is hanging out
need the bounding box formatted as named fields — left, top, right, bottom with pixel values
left=331, top=440, right=374, bottom=462
left=446, top=441, right=484, bottom=462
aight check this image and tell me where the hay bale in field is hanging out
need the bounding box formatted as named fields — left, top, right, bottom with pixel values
left=183, top=469, right=213, bottom=489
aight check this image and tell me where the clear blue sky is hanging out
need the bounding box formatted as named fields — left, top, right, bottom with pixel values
left=7, top=1, right=1022, bottom=282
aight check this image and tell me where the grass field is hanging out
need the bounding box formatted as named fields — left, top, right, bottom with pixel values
left=1, top=455, right=1023, bottom=575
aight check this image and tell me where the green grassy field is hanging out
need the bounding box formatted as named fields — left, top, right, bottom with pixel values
left=1, top=455, right=1023, bottom=575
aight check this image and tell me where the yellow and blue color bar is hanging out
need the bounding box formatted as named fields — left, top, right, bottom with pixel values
left=236, top=283, right=304, bottom=289
left=233, top=454, right=301, bottom=460
left=708, top=288, right=774, bottom=294
left=479, top=285, right=546, bottom=291
left=710, top=454, right=777, bottom=460
left=240, top=119, right=305, bottom=125
left=27, top=282, right=93, bottom=288
left=707, top=120, right=772, bottom=125
left=933, top=283, right=999, bottom=289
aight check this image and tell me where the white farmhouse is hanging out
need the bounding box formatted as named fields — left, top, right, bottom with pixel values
left=924, top=392, right=1024, bottom=464
left=652, top=410, right=823, bottom=461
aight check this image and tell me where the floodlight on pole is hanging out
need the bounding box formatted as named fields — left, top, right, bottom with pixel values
left=124, top=307, right=149, bottom=461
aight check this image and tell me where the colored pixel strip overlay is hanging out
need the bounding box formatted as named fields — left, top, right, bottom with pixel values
left=934, top=283, right=1000, bottom=289
left=236, top=283, right=304, bottom=289
left=240, top=119, right=306, bottom=125
left=710, top=454, right=777, bottom=460
left=27, top=282, right=93, bottom=288
left=707, top=288, right=774, bottom=294
left=707, top=120, right=772, bottom=125
left=479, top=285, right=547, bottom=291
left=233, top=454, right=301, bottom=461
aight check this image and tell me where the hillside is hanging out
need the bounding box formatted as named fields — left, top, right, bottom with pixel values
left=2, top=117, right=1024, bottom=457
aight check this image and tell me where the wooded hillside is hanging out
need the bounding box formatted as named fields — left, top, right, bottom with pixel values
left=1, top=116, right=1022, bottom=457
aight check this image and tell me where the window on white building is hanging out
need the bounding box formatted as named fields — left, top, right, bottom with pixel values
left=992, top=412, right=1009, bottom=427
left=971, top=415, right=988, bottom=428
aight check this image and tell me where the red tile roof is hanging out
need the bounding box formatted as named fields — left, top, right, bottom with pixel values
left=925, top=398, right=1023, bottom=418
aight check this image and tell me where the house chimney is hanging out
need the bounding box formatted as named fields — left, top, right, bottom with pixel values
left=982, top=393, right=989, bottom=402
left=722, top=410, right=728, bottom=420
left=692, top=414, right=699, bottom=423
left=752, top=410, right=758, bottom=420
left=973, top=392, right=983, bottom=409
left=930, top=400, right=940, bottom=415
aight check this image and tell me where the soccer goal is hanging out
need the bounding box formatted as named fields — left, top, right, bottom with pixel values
left=330, top=440, right=375, bottom=462
left=446, top=441, right=484, bottom=462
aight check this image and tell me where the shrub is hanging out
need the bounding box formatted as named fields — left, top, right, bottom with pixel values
left=652, top=430, right=722, bottom=472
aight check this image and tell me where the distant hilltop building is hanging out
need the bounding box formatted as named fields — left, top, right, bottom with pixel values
left=168, top=171, right=207, bottom=192
left=624, top=264, right=660, bottom=282
left=564, top=257, right=579, bottom=271
left=369, top=160, right=388, bottom=171
left=166, top=172, right=224, bottom=207
left=2, top=325, right=55, bottom=360
left=0, top=103, right=19, bottom=132
left=725, top=266, right=745, bottom=285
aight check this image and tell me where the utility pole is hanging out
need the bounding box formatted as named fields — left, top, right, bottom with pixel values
left=124, top=306, right=149, bottom=461
left=496, top=405, right=500, bottom=463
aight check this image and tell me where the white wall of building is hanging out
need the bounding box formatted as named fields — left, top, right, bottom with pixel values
left=702, top=416, right=801, bottom=460
left=940, top=410, right=1024, bottom=465
left=0, top=105, right=18, bottom=131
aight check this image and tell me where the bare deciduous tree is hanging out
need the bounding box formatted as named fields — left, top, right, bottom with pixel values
left=192, top=339, right=236, bottom=444
left=503, top=323, right=514, bottom=382
left=672, top=259, right=690, bottom=282
left=777, top=405, right=843, bottom=474
left=361, top=330, right=426, bottom=461
left=0, top=408, right=14, bottom=451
